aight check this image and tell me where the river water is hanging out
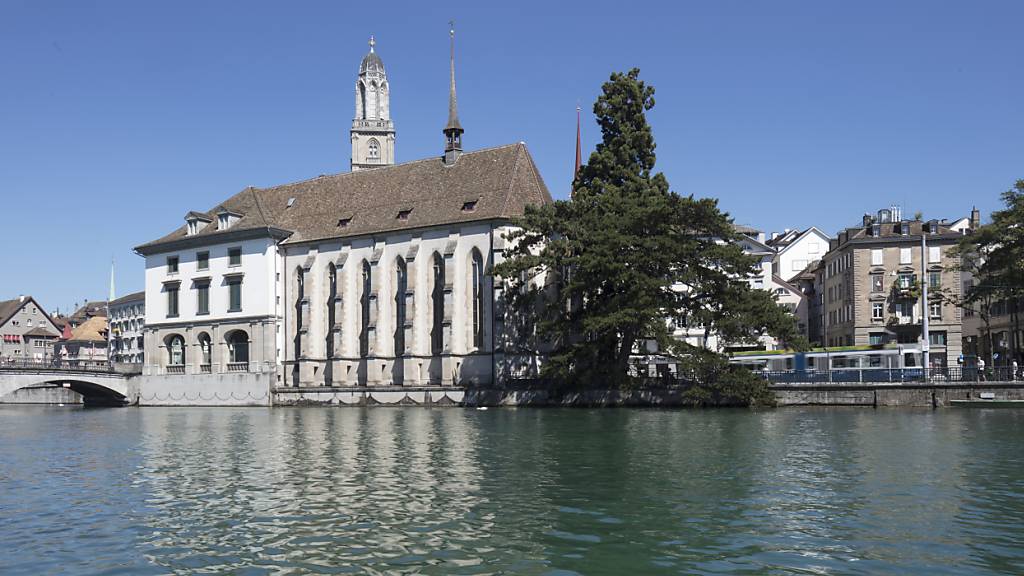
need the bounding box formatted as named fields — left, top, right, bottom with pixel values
left=1, top=406, right=1023, bottom=575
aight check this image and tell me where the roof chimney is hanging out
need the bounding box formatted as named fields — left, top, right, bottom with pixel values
left=442, top=22, right=464, bottom=166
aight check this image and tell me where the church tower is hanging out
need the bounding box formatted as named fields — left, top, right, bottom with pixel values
left=351, top=36, right=395, bottom=171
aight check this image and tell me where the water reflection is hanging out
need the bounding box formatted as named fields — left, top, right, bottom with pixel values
left=2, top=407, right=1024, bottom=574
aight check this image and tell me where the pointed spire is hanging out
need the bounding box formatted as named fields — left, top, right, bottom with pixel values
left=368, top=35, right=375, bottom=53
left=445, top=22, right=462, bottom=132
left=443, top=21, right=464, bottom=164
left=575, top=105, right=582, bottom=178
left=109, top=257, right=115, bottom=302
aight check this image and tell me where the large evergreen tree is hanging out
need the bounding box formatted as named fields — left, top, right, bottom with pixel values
left=496, top=69, right=803, bottom=393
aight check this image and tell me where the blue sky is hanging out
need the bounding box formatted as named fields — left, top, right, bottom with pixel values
left=1, top=1, right=1022, bottom=312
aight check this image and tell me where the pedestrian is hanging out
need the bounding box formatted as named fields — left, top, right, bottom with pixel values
left=1013, top=359, right=1020, bottom=382
left=978, top=357, right=986, bottom=382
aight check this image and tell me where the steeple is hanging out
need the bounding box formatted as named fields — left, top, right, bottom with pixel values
left=109, top=257, right=115, bottom=302
left=443, top=22, right=464, bottom=165
left=351, top=35, right=395, bottom=172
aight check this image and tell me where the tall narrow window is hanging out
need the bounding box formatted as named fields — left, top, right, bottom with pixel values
left=326, top=264, right=337, bottom=358
left=228, top=278, right=242, bottom=312
left=431, top=253, right=445, bottom=355
left=471, top=249, right=484, bottom=349
left=368, top=139, right=380, bottom=160
left=228, top=247, right=242, bottom=267
left=197, top=251, right=209, bottom=270
left=360, top=261, right=371, bottom=358
left=167, top=285, right=179, bottom=318
left=294, top=267, right=305, bottom=362
left=167, top=256, right=179, bottom=273
left=196, top=281, right=210, bottom=315
left=168, top=335, right=184, bottom=366
left=394, top=258, right=407, bottom=355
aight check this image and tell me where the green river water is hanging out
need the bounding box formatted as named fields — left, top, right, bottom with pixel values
left=1, top=406, right=1023, bottom=575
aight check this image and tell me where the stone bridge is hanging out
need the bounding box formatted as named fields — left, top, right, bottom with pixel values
left=0, top=366, right=136, bottom=405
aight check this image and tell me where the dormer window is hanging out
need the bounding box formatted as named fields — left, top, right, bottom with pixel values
left=187, top=220, right=198, bottom=236
left=184, top=212, right=211, bottom=236
left=337, top=217, right=352, bottom=228
left=286, top=197, right=296, bottom=209
left=461, top=200, right=477, bottom=212
left=871, top=224, right=880, bottom=237
left=218, top=213, right=229, bottom=229
left=899, top=222, right=909, bottom=236
left=397, top=209, right=412, bottom=221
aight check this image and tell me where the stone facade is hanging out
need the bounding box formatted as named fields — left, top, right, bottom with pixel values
left=820, top=212, right=967, bottom=368
left=0, top=296, right=61, bottom=362
left=351, top=37, right=395, bottom=172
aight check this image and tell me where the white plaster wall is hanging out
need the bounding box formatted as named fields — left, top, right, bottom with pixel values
left=776, top=229, right=829, bottom=281
left=144, top=237, right=278, bottom=327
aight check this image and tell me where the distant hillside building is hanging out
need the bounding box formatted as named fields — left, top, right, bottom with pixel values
left=0, top=296, right=62, bottom=362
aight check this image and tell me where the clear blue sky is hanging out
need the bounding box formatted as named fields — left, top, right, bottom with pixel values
left=2, top=1, right=1022, bottom=313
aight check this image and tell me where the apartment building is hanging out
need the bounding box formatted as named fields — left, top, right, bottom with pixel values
left=819, top=207, right=970, bottom=368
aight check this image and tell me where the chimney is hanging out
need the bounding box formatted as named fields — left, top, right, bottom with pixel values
left=18, top=295, right=25, bottom=302
left=771, top=232, right=780, bottom=241
left=862, top=213, right=872, bottom=227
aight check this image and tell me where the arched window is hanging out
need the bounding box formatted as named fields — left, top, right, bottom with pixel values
left=294, top=266, right=305, bottom=366
left=227, top=330, right=249, bottom=365
left=431, top=253, right=445, bottom=355
left=167, top=335, right=185, bottom=366
left=359, top=260, right=371, bottom=358
left=367, top=139, right=380, bottom=160
left=325, top=262, right=337, bottom=383
left=471, top=249, right=484, bottom=349
left=359, top=82, right=367, bottom=120
left=197, top=332, right=211, bottom=367
left=394, top=257, right=407, bottom=355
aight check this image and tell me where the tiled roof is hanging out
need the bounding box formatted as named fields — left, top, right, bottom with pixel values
left=136, top=143, right=552, bottom=253
left=0, top=298, right=24, bottom=327
left=23, top=326, right=59, bottom=338
left=68, top=315, right=108, bottom=343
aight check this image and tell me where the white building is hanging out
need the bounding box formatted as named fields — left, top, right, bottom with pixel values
left=134, top=34, right=552, bottom=389
left=107, top=291, right=146, bottom=364
left=767, top=226, right=830, bottom=282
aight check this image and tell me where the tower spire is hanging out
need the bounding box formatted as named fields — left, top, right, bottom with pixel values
left=109, top=257, right=115, bottom=301
left=443, top=21, right=464, bottom=164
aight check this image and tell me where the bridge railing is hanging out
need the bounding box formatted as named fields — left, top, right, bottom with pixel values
left=0, top=358, right=115, bottom=373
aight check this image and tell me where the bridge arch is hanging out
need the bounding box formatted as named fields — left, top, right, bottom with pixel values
left=0, top=373, right=129, bottom=406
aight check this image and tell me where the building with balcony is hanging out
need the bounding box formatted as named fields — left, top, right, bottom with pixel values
left=819, top=207, right=972, bottom=368
left=108, top=291, right=145, bottom=365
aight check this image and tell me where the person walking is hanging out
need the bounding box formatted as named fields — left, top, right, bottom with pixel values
left=978, top=357, right=986, bottom=382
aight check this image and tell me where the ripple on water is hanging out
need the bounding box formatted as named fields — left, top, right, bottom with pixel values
left=1, top=407, right=1024, bottom=574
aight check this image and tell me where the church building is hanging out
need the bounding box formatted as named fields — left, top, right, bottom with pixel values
left=135, top=31, right=552, bottom=391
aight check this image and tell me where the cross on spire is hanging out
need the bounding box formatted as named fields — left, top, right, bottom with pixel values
left=369, top=35, right=375, bottom=52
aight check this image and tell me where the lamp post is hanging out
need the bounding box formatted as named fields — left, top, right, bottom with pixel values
left=921, top=231, right=931, bottom=376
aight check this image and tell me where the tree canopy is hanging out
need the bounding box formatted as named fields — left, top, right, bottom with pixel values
left=495, top=69, right=804, bottom=392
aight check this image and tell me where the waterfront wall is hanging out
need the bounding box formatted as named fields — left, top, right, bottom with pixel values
left=770, top=382, right=1024, bottom=407
left=0, top=385, right=84, bottom=404
left=272, top=386, right=465, bottom=406
left=137, top=373, right=273, bottom=406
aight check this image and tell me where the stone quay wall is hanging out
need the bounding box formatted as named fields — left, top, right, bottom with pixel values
left=769, top=381, right=1024, bottom=407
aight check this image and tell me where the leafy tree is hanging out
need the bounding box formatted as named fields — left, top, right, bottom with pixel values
left=496, top=69, right=804, bottom=394
left=956, top=180, right=1024, bottom=366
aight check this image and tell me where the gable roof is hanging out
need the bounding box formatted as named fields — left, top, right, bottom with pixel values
left=0, top=296, right=59, bottom=332
left=772, top=227, right=830, bottom=255
left=135, top=143, right=552, bottom=254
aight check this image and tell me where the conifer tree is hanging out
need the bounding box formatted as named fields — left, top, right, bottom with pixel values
left=496, top=69, right=803, bottom=394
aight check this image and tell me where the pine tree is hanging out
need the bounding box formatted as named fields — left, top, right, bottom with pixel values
left=496, top=69, right=803, bottom=396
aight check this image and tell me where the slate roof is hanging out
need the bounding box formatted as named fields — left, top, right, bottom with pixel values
left=137, top=143, right=552, bottom=253
left=109, top=291, right=146, bottom=307
left=837, top=219, right=963, bottom=248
